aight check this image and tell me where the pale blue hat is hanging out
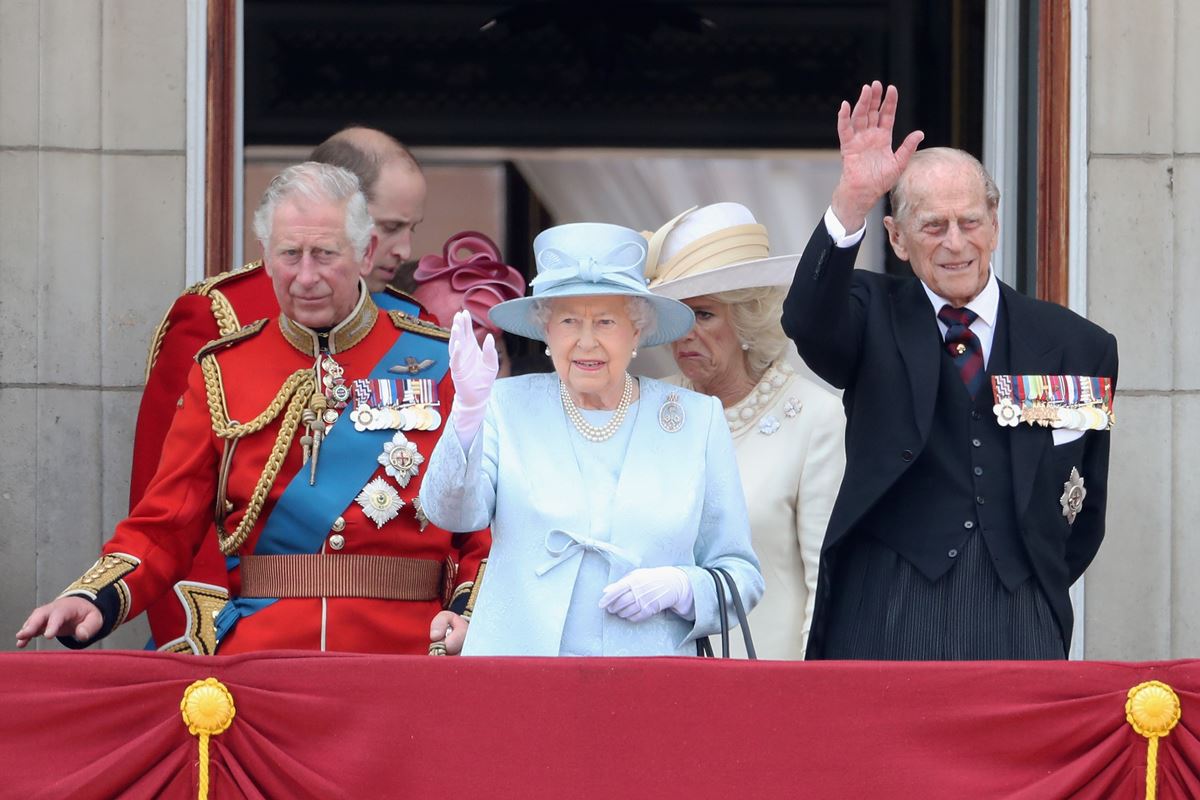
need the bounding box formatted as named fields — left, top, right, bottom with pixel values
left=488, top=222, right=695, bottom=346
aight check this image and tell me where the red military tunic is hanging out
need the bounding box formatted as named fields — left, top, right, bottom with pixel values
left=129, top=264, right=485, bottom=652
left=72, top=288, right=486, bottom=654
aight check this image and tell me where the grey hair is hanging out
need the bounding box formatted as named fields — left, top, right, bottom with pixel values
left=889, top=147, right=1001, bottom=225
left=253, top=161, right=374, bottom=260
left=532, top=295, right=659, bottom=344
left=704, top=286, right=789, bottom=380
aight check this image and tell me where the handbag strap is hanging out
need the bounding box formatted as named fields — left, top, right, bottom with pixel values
left=695, top=567, right=729, bottom=657
left=695, top=566, right=757, bottom=659
left=712, top=566, right=757, bottom=660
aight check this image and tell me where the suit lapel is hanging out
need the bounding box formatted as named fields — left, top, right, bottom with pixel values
left=891, top=280, right=941, bottom=443
left=1000, top=284, right=1064, bottom=517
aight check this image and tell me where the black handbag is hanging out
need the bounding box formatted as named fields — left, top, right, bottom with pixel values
left=695, top=566, right=757, bottom=659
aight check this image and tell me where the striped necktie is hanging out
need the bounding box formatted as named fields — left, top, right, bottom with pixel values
left=938, top=304, right=984, bottom=397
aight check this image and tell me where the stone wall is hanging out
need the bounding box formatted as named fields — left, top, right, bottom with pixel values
left=1084, top=0, right=1199, bottom=658
left=0, top=0, right=188, bottom=649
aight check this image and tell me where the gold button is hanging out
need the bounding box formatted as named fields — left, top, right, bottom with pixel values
left=331, top=516, right=345, bottom=532
left=329, top=534, right=345, bottom=550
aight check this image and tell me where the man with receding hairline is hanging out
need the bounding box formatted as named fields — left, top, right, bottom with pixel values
left=311, top=126, right=427, bottom=292
left=783, top=81, right=1118, bottom=661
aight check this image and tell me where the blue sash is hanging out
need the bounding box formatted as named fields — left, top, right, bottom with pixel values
left=215, top=300, right=448, bottom=642
left=373, top=291, right=419, bottom=314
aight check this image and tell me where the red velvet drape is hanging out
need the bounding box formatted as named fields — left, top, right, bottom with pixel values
left=1, top=652, right=1196, bottom=799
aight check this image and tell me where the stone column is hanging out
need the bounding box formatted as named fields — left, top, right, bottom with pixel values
left=0, top=0, right=188, bottom=649
left=1085, top=0, right=1199, bottom=658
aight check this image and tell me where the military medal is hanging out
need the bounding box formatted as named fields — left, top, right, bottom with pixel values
left=349, top=378, right=442, bottom=431
left=991, top=374, right=1115, bottom=432
left=658, top=392, right=685, bottom=433
left=320, top=355, right=350, bottom=411
left=1060, top=467, right=1086, bottom=524
left=351, top=405, right=375, bottom=432
left=379, top=431, right=424, bottom=487
left=356, top=477, right=405, bottom=528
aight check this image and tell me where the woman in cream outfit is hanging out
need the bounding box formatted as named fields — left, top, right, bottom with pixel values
left=648, top=203, right=847, bottom=659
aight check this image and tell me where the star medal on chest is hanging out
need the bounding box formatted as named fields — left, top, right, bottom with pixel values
left=379, top=431, right=424, bottom=488
left=658, top=392, right=685, bottom=433
left=356, top=477, right=405, bottom=528
left=1059, top=467, right=1086, bottom=524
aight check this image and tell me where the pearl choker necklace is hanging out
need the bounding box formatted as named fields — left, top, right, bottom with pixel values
left=560, top=374, right=634, bottom=443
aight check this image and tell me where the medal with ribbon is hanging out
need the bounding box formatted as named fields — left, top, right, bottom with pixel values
left=349, top=377, right=442, bottom=432
left=991, top=374, right=1115, bottom=431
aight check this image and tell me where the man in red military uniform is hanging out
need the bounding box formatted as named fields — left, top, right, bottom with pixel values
left=127, top=129, right=485, bottom=653
left=18, top=162, right=480, bottom=654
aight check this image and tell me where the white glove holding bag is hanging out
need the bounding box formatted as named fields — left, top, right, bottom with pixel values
left=599, top=567, right=695, bottom=623
left=447, top=310, right=498, bottom=450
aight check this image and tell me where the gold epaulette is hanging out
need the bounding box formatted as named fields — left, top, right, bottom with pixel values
left=144, top=261, right=266, bottom=381
left=186, top=261, right=264, bottom=336
left=380, top=285, right=422, bottom=307
left=183, top=260, right=264, bottom=298
left=388, top=310, right=451, bottom=341
left=194, top=318, right=269, bottom=363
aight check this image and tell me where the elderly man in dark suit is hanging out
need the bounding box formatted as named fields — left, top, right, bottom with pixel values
left=784, top=81, right=1118, bottom=660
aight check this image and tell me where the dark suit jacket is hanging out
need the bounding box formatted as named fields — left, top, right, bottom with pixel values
left=782, top=220, right=1119, bottom=658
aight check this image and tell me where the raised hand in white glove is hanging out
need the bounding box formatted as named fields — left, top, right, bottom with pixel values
left=448, top=310, right=498, bottom=450
left=598, top=567, right=694, bottom=623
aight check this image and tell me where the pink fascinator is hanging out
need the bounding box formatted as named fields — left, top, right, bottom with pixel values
left=413, top=231, right=526, bottom=339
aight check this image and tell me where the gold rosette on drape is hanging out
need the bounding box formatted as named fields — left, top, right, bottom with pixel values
left=1125, top=680, right=1182, bottom=800
left=181, top=678, right=236, bottom=800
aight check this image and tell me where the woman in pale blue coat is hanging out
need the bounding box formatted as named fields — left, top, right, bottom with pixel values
left=421, top=222, right=763, bottom=656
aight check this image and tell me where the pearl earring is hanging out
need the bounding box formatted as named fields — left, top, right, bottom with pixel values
left=740, top=342, right=751, bottom=351
left=631, top=349, right=638, bottom=358
left=544, top=347, right=551, bottom=357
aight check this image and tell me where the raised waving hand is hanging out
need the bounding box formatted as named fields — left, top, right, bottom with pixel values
left=830, top=81, right=925, bottom=233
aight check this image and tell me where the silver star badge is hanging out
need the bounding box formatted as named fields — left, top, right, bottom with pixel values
left=356, top=477, right=405, bottom=528
left=378, top=431, right=424, bottom=487
left=1059, top=467, right=1086, bottom=524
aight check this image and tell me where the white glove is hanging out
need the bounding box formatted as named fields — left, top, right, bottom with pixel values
left=448, top=310, right=498, bottom=450
left=599, top=567, right=694, bottom=623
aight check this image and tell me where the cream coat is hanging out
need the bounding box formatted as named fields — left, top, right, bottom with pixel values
left=669, top=360, right=846, bottom=658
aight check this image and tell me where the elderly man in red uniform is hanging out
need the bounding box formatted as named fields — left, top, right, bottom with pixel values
left=18, top=162, right=476, bottom=654
left=127, top=129, right=485, bottom=653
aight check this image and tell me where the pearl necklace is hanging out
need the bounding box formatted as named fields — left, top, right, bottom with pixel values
left=560, top=373, right=634, bottom=442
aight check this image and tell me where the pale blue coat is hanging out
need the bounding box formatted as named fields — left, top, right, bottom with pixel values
left=421, top=373, right=763, bottom=656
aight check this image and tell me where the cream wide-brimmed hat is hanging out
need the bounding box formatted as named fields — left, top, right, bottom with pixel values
left=644, top=202, right=801, bottom=300
left=488, top=222, right=695, bottom=346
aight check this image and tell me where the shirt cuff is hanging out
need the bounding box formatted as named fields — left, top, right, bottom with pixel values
left=824, top=206, right=867, bottom=249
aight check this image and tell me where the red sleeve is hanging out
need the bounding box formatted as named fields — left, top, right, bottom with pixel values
left=129, top=294, right=221, bottom=508
left=107, top=362, right=222, bottom=621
